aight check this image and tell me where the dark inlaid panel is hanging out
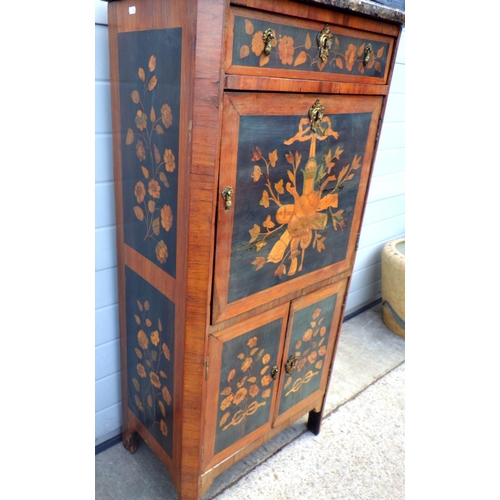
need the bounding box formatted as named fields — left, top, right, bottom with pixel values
left=227, top=110, right=372, bottom=303
left=118, top=28, right=181, bottom=277
left=214, top=318, right=283, bottom=455
left=125, top=266, right=175, bottom=458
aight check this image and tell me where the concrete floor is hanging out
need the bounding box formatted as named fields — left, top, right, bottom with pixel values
left=96, top=303, right=405, bottom=499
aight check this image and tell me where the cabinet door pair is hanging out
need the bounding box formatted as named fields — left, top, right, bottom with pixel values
left=203, top=279, right=347, bottom=469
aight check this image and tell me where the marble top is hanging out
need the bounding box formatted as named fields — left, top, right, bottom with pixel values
left=296, top=0, right=405, bottom=24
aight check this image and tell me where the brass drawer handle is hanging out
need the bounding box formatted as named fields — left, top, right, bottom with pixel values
left=271, top=366, right=279, bottom=380
left=317, top=24, right=333, bottom=62
left=363, top=43, right=373, bottom=66
left=285, top=355, right=298, bottom=375
left=222, top=186, right=233, bottom=210
left=308, top=98, right=325, bottom=135
left=263, top=28, right=275, bottom=56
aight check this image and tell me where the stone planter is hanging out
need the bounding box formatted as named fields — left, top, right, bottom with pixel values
left=381, top=238, right=405, bottom=337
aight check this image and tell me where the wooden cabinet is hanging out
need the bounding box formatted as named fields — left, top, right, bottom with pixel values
left=105, top=0, right=404, bottom=498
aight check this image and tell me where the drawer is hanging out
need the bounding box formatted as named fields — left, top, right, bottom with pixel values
left=212, top=92, right=383, bottom=323
left=226, top=6, right=395, bottom=85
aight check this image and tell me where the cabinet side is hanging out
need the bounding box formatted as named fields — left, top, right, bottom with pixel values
left=106, top=0, right=197, bottom=493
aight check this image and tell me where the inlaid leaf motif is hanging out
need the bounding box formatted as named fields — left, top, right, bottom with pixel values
left=245, top=19, right=254, bottom=34
left=141, top=166, right=150, bottom=179
left=131, top=90, right=140, bottom=104
left=305, top=33, right=312, bottom=50
left=138, top=67, right=145, bottom=81
left=134, top=206, right=145, bottom=221
left=148, top=200, right=156, bottom=213
left=149, top=55, right=157, bottom=72
left=148, top=75, right=158, bottom=91
left=154, top=144, right=161, bottom=164
left=240, top=45, right=250, bottom=58
left=249, top=224, right=261, bottom=243
left=126, top=128, right=134, bottom=145
left=294, top=51, right=307, bottom=67
left=153, top=218, right=160, bottom=236
left=159, top=400, right=166, bottom=417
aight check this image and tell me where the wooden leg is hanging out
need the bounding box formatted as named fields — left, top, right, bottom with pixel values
left=307, top=409, right=322, bottom=435
left=123, top=430, right=139, bottom=454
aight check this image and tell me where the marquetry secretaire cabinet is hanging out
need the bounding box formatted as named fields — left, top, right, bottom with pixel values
left=105, top=0, right=404, bottom=497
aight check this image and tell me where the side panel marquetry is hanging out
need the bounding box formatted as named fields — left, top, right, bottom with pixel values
left=117, top=28, right=181, bottom=277
left=125, top=266, right=176, bottom=459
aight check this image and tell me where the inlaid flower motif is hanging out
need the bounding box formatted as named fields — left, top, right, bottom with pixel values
left=150, top=330, right=160, bottom=346
left=302, top=328, right=313, bottom=343
left=233, top=387, right=248, bottom=405
left=135, top=109, right=148, bottom=131
left=155, top=240, right=168, bottom=264
left=137, top=363, right=147, bottom=378
left=249, top=384, right=260, bottom=397
left=247, top=336, right=258, bottom=348
left=148, top=179, right=161, bottom=199
left=164, top=149, right=176, bottom=172
left=161, top=104, right=172, bottom=128
left=136, top=140, right=146, bottom=161
left=278, top=36, right=295, bottom=65
left=134, top=181, right=146, bottom=203
left=161, top=205, right=173, bottom=231
left=150, top=371, right=161, bottom=389
left=138, top=330, right=149, bottom=349
left=220, top=394, right=234, bottom=411
left=251, top=31, right=265, bottom=56
left=261, top=374, right=272, bottom=386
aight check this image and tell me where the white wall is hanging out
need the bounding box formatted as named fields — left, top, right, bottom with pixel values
left=94, top=3, right=405, bottom=445
left=346, top=29, right=405, bottom=315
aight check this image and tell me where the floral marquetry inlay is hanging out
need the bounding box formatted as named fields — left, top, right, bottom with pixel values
left=214, top=319, right=283, bottom=455
left=232, top=15, right=389, bottom=77
left=125, top=266, right=175, bottom=458
left=249, top=112, right=361, bottom=279
left=118, top=28, right=181, bottom=278
left=278, top=292, right=338, bottom=417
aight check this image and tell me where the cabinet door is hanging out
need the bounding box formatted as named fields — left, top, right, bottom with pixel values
left=273, top=280, right=347, bottom=427
left=203, top=304, right=289, bottom=470
left=213, top=92, right=382, bottom=323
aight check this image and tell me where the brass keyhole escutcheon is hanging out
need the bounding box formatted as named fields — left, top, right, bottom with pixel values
left=222, top=186, right=233, bottom=211
left=317, top=24, right=333, bottom=62
left=263, top=28, right=275, bottom=56
left=363, top=43, right=373, bottom=66
left=271, top=366, right=279, bottom=380
left=308, top=98, right=325, bottom=135
left=285, top=355, right=298, bottom=375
